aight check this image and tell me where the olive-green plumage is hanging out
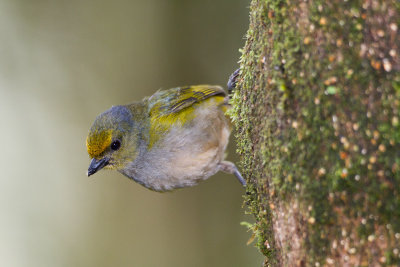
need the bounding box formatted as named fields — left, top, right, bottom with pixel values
left=86, top=85, right=245, bottom=192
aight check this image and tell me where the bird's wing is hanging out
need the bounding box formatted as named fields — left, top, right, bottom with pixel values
left=147, top=85, right=227, bottom=148
left=148, top=85, right=226, bottom=116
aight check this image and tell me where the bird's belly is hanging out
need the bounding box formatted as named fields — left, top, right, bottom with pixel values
left=122, top=100, right=231, bottom=191
left=121, top=146, right=221, bottom=191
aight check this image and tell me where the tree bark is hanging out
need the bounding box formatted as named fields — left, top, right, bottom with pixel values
left=231, top=0, right=400, bottom=266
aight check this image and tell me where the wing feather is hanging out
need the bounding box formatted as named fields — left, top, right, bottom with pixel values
left=149, top=85, right=226, bottom=116
left=147, top=85, right=227, bottom=148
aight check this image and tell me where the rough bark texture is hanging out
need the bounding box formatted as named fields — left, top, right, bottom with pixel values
left=231, top=0, right=400, bottom=266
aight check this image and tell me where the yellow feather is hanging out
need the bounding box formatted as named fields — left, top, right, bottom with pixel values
left=148, top=95, right=226, bottom=149
left=86, top=129, right=113, bottom=158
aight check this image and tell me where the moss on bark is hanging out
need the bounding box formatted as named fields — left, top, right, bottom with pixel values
left=231, top=0, right=400, bottom=266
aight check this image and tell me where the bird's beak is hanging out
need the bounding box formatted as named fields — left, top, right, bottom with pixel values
left=87, top=157, right=109, bottom=176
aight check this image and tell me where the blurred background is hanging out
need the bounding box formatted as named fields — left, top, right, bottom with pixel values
left=0, top=0, right=264, bottom=267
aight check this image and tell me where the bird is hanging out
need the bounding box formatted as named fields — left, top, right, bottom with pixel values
left=85, top=83, right=245, bottom=192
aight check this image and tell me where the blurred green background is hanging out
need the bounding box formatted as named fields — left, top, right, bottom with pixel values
left=0, top=1, right=263, bottom=266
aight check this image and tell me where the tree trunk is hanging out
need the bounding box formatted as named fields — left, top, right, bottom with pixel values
left=231, top=0, right=400, bottom=266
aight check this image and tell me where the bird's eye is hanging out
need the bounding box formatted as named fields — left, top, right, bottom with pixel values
left=111, top=140, right=121, bottom=151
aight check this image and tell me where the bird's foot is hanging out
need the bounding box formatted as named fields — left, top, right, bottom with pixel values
left=227, top=68, right=240, bottom=94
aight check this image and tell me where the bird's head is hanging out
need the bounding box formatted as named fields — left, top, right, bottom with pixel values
left=86, top=105, right=138, bottom=176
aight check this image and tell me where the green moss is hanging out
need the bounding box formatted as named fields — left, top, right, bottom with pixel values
left=231, top=0, right=400, bottom=265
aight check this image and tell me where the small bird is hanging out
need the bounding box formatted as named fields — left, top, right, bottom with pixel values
left=86, top=84, right=245, bottom=192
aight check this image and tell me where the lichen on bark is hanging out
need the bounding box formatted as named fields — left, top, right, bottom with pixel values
left=231, top=0, right=400, bottom=266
